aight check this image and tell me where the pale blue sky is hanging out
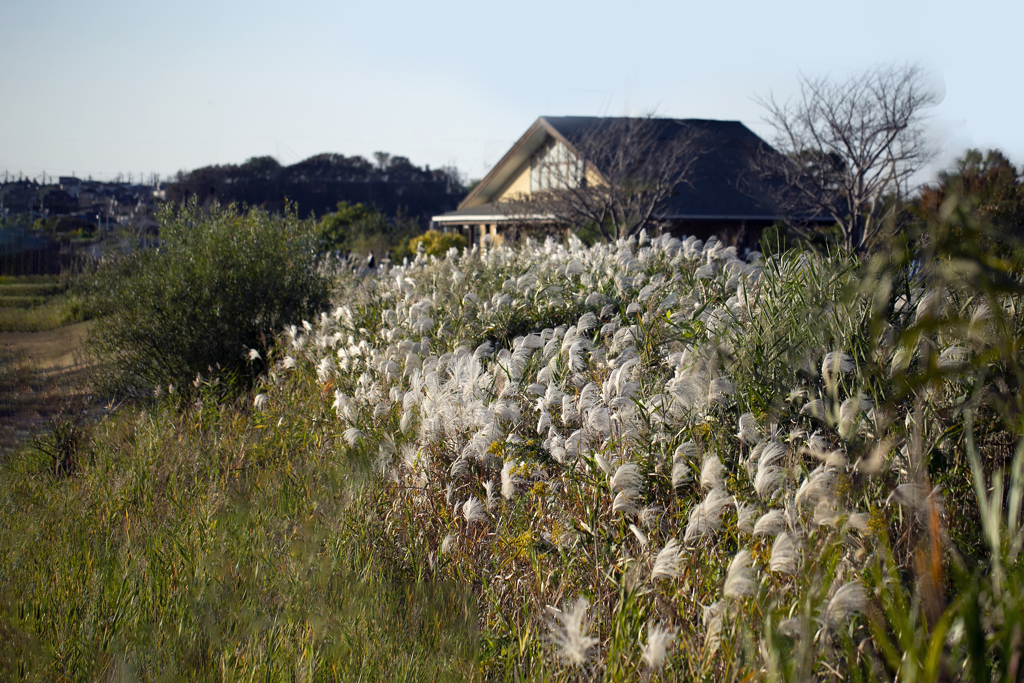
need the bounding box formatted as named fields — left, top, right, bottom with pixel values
left=1, top=0, right=1020, bottom=183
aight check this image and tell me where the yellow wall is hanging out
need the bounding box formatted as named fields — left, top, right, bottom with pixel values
left=495, top=162, right=531, bottom=202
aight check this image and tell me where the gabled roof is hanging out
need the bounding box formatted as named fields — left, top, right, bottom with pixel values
left=442, top=116, right=786, bottom=223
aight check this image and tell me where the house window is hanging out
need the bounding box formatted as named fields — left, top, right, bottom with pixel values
left=530, top=139, right=582, bottom=192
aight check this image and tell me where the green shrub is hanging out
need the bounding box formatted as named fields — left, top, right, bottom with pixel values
left=408, top=229, right=466, bottom=257
left=88, top=200, right=330, bottom=396
left=318, top=201, right=422, bottom=260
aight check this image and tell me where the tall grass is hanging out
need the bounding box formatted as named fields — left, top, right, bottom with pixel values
left=0, top=382, right=479, bottom=680
left=3, top=197, right=1023, bottom=680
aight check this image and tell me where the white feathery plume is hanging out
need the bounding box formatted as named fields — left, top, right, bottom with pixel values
left=804, top=443, right=848, bottom=467
left=846, top=512, right=871, bottom=532
left=915, top=288, right=943, bottom=322
left=548, top=598, right=598, bottom=667
left=440, top=534, right=457, bottom=555
left=708, top=378, right=735, bottom=405
left=700, top=455, right=724, bottom=490
left=568, top=340, right=591, bottom=373
left=745, top=440, right=766, bottom=478
left=450, top=457, right=470, bottom=479
left=672, top=458, right=692, bottom=488
left=838, top=394, right=871, bottom=439
left=641, top=622, right=676, bottom=670
left=778, top=617, right=804, bottom=640
left=703, top=601, right=724, bottom=653
left=612, top=491, right=638, bottom=515
left=970, top=300, right=992, bottom=326
left=282, top=355, right=297, bottom=370
left=577, top=381, right=601, bottom=414
left=317, top=356, right=335, bottom=383
left=527, top=382, right=547, bottom=397
left=769, top=531, right=800, bottom=575
left=639, top=505, right=663, bottom=530
left=473, top=340, right=493, bottom=363
left=890, top=344, right=914, bottom=376
left=629, top=523, right=649, bottom=549
left=565, top=430, right=586, bottom=461
left=684, top=488, right=734, bottom=544
left=537, top=410, right=552, bottom=435
left=561, top=394, right=579, bottom=423
left=938, top=345, right=969, bottom=370
left=674, top=441, right=699, bottom=459
left=247, top=348, right=261, bottom=361
left=343, top=427, right=364, bottom=447
left=795, top=464, right=840, bottom=508
left=611, top=463, right=643, bottom=496
left=651, top=539, right=684, bottom=581
left=483, top=481, right=499, bottom=512
left=737, top=413, right=762, bottom=446
left=823, top=581, right=867, bottom=628
left=594, top=453, right=614, bottom=476
left=886, top=482, right=935, bottom=511
left=501, top=460, right=518, bottom=499
left=253, top=393, right=270, bottom=411
left=813, top=498, right=844, bottom=527
left=400, top=444, right=419, bottom=471
left=821, top=351, right=855, bottom=383
left=804, top=429, right=827, bottom=452
left=854, top=438, right=893, bottom=474
left=577, top=311, right=598, bottom=333
left=463, top=497, right=487, bottom=524
left=753, top=509, right=787, bottom=537
left=800, top=398, right=828, bottom=422
left=760, top=440, right=787, bottom=467
left=723, top=549, right=757, bottom=599
left=754, top=462, right=786, bottom=501
left=753, top=441, right=787, bottom=500
left=736, top=501, right=758, bottom=534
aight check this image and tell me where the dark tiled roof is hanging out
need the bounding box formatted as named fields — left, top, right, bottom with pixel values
left=436, top=116, right=790, bottom=222
left=545, top=117, right=782, bottom=220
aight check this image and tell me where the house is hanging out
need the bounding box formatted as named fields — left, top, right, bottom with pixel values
left=432, top=116, right=786, bottom=247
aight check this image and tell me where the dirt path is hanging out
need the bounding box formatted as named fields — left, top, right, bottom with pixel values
left=0, top=322, right=93, bottom=451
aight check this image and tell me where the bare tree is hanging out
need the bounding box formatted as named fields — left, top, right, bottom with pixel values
left=756, top=64, right=938, bottom=252
left=505, top=117, right=704, bottom=241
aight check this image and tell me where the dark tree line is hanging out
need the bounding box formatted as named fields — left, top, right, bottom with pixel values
left=167, top=153, right=465, bottom=223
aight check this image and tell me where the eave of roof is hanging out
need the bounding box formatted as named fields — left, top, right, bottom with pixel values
left=457, top=117, right=606, bottom=211
left=432, top=202, right=780, bottom=224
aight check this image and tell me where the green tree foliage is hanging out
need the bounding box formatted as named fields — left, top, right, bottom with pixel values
left=31, top=215, right=96, bottom=240
left=318, top=201, right=422, bottom=260
left=407, top=229, right=467, bottom=257
left=167, top=153, right=465, bottom=221
left=919, top=148, right=1024, bottom=235
left=88, top=200, right=330, bottom=396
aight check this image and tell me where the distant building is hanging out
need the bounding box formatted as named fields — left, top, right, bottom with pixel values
left=432, top=116, right=787, bottom=247
left=59, top=176, right=82, bottom=199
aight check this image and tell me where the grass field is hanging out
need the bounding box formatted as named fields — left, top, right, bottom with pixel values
left=0, top=276, right=86, bottom=333
left=2, top=217, right=1023, bottom=680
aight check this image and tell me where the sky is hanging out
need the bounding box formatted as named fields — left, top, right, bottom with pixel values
left=1, top=0, right=1021, bottom=185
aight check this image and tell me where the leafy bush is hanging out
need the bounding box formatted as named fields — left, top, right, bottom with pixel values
left=408, top=229, right=466, bottom=257
left=318, top=201, right=422, bottom=260
left=88, top=200, right=330, bottom=396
